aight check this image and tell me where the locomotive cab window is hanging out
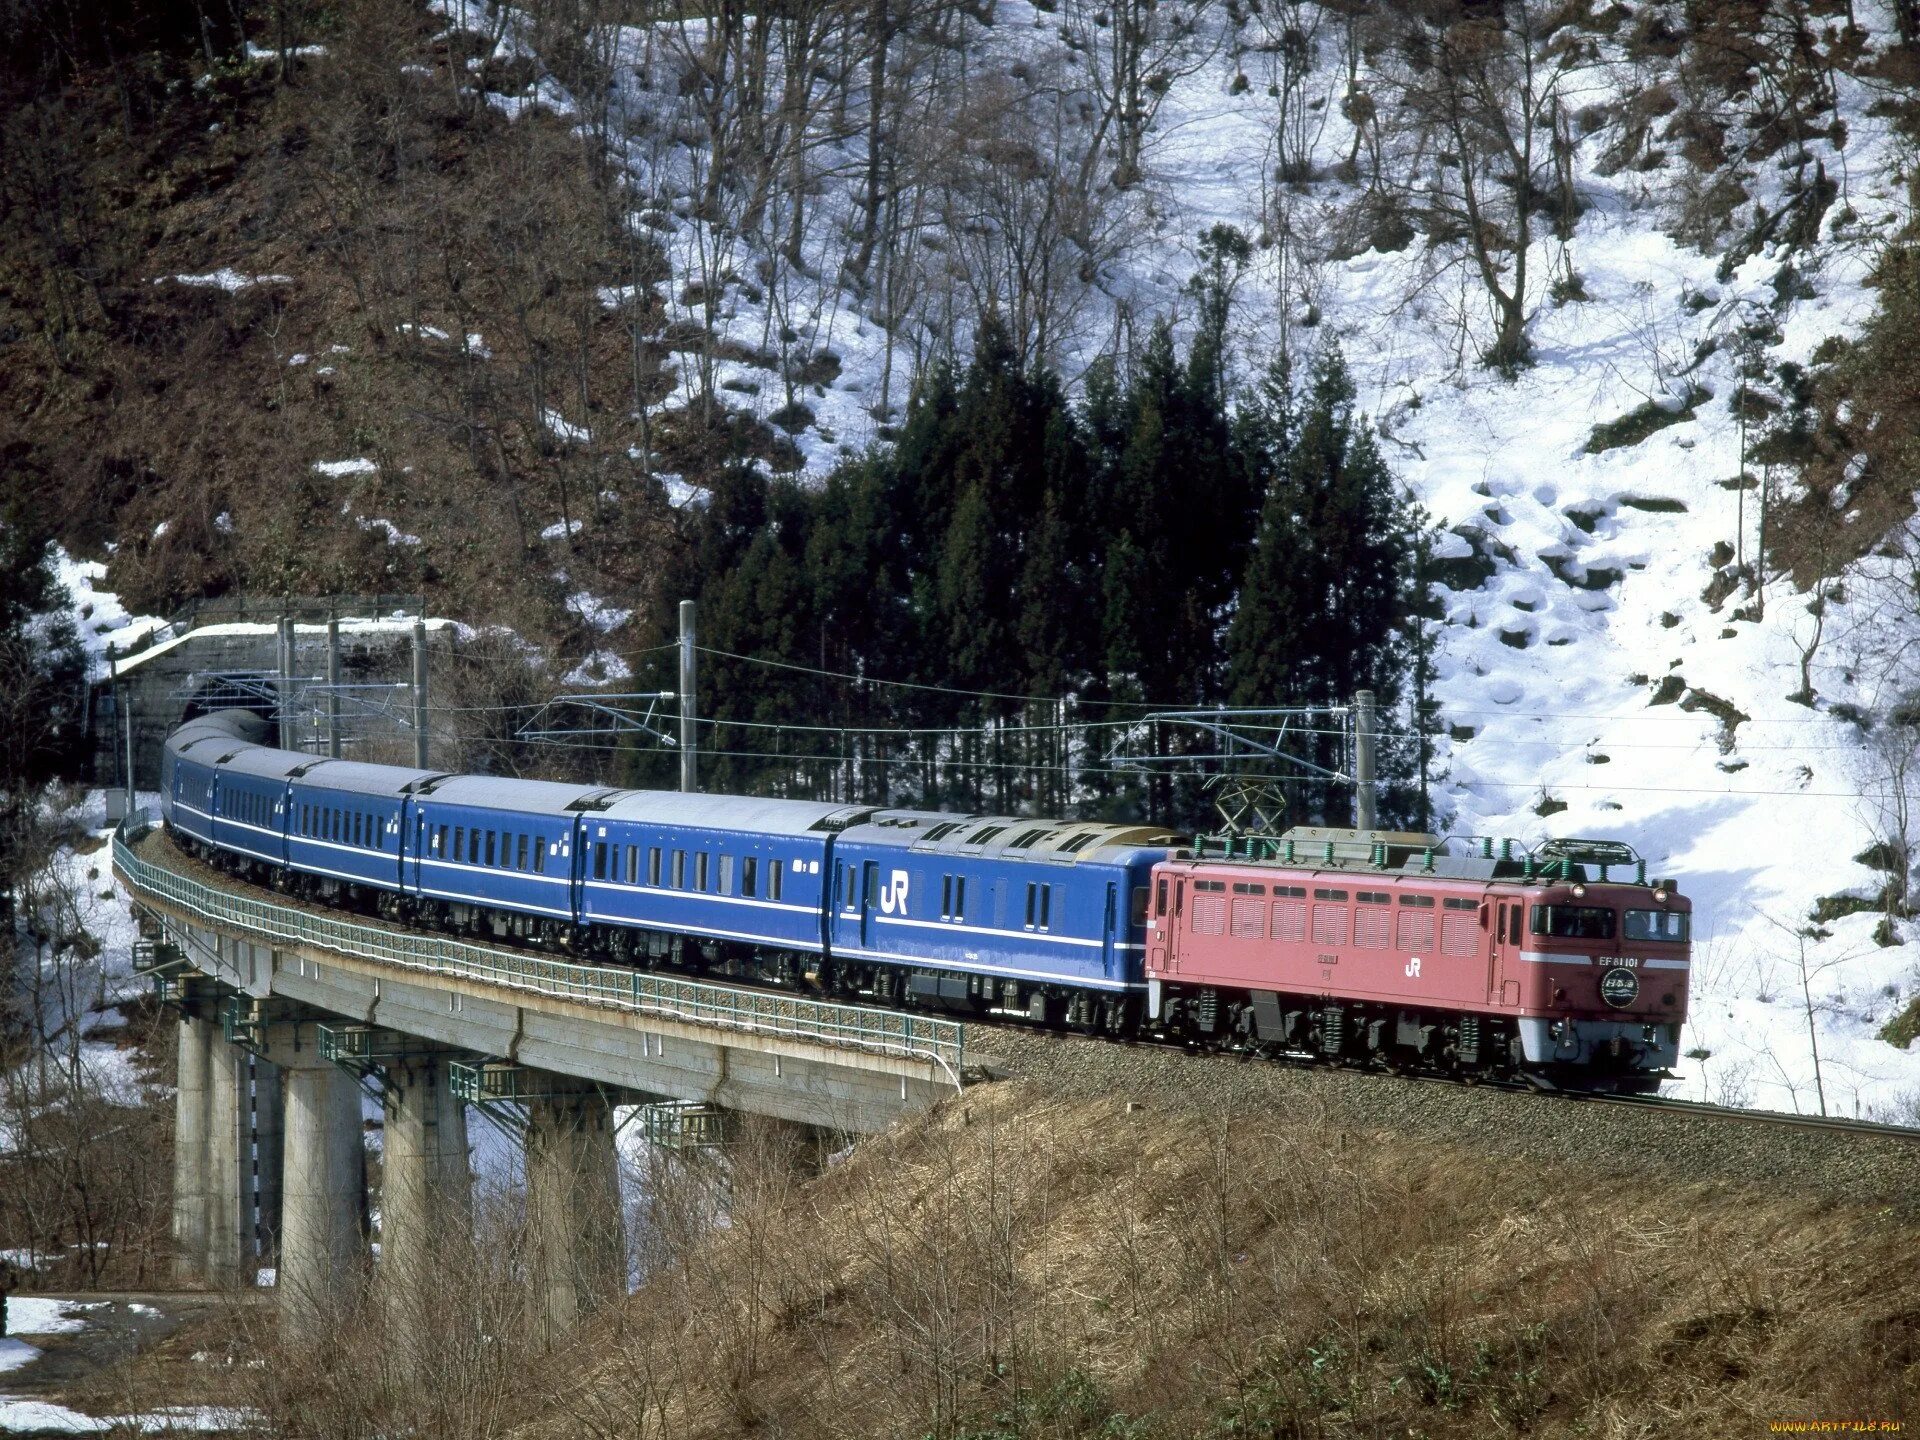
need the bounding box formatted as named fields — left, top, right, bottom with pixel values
left=1531, top=904, right=1616, bottom=940
left=1624, top=908, right=1688, bottom=942
left=1154, top=879, right=1168, bottom=917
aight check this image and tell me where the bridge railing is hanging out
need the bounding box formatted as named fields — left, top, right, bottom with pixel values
left=113, top=815, right=963, bottom=1082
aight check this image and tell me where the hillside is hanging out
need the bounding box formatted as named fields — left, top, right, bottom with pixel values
left=215, top=1071, right=1915, bottom=1438
left=8, top=0, right=1920, bottom=1117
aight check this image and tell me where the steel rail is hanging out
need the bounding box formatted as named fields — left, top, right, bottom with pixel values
left=112, top=815, right=964, bottom=1085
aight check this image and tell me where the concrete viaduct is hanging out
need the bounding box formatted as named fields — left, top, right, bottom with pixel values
left=112, top=819, right=965, bottom=1336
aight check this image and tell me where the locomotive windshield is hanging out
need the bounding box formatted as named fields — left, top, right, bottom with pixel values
left=1623, top=908, right=1689, bottom=942
left=1530, top=904, right=1616, bottom=940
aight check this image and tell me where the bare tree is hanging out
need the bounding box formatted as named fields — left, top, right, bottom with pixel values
left=1375, top=0, right=1590, bottom=372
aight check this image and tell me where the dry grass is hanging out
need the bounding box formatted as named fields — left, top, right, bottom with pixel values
left=520, top=1080, right=1918, bottom=1439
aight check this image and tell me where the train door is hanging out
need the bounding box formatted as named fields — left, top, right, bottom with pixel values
left=1149, top=875, right=1180, bottom=976
left=1490, top=898, right=1522, bottom=1005
left=1102, top=883, right=1117, bottom=978
left=860, top=860, right=880, bottom=948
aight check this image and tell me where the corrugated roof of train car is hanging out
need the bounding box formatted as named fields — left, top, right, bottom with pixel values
left=416, top=774, right=609, bottom=814
left=847, top=809, right=1180, bottom=862
left=289, top=758, right=441, bottom=798
left=598, top=790, right=874, bottom=837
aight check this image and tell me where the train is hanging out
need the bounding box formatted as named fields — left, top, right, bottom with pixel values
left=161, top=710, right=1692, bottom=1090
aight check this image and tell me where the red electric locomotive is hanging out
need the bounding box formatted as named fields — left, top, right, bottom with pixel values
left=1145, top=828, right=1690, bottom=1091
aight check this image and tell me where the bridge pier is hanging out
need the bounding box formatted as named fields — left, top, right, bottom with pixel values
left=254, top=1058, right=284, bottom=1272
left=206, top=1037, right=248, bottom=1285
left=277, top=1039, right=367, bottom=1332
left=170, top=1012, right=214, bottom=1283
left=378, top=1054, right=472, bottom=1294
left=525, top=1089, right=625, bottom=1345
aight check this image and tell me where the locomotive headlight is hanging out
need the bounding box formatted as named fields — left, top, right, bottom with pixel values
left=1571, top=883, right=1587, bottom=899
left=1653, top=888, right=1670, bottom=903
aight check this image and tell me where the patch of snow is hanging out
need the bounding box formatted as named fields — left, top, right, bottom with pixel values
left=288, top=353, right=309, bottom=366
left=6, top=1298, right=89, bottom=1336
left=540, top=519, right=583, bottom=540
left=154, top=269, right=292, bottom=292
left=566, top=592, right=632, bottom=632
left=244, top=40, right=326, bottom=59
left=312, top=458, right=377, bottom=478
left=541, top=408, right=591, bottom=445
left=397, top=322, right=452, bottom=342
left=356, top=517, right=423, bottom=547
left=150, top=521, right=169, bottom=539
left=563, top=651, right=633, bottom=685
left=0, top=1340, right=39, bottom=1377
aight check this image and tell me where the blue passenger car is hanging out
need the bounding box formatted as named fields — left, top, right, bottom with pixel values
left=578, top=791, right=867, bottom=955
left=210, top=745, right=307, bottom=869
left=407, top=775, right=606, bottom=925
left=285, top=758, right=441, bottom=894
left=161, top=712, right=271, bottom=847
left=826, top=812, right=1177, bottom=1010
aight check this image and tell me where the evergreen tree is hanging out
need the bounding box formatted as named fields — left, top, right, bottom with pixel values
left=1225, top=344, right=1421, bottom=824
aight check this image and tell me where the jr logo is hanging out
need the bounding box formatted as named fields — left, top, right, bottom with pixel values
left=879, top=869, right=910, bottom=915
left=1405, top=957, right=1423, bottom=979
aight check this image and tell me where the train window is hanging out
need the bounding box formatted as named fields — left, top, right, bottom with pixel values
left=594, top=842, right=608, bottom=880
left=1624, top=909, right=1688, bottom=942
left=517, top=835, right=529, bottom=871
left=941, top=875, right=953, bottom=920
left=1024, top=883, right=1037, bottom=929
left=1357, top=891, right=1391, bottom=906
left=1154, top=879, right=1167, bottom=917
left=486, top=831, right=497, bottom=867
left=453, top=827, right=465, bottom=862
left=1131, top=886, right=1149, bottom=928
left=1275, top=885, right=1307, bottom=899
left=1313, top=887, right=1348, bottom=902
left=953, top=876, right=966, bottom=921
left=696, top=852, right=710, bottom=892
left=533, top=838, right=546, bottom=874
left=741, top=857, right=757, bottom=897
left=436, top=824, right=448, bottom=855
left=1507, top=905, right=1522, bottom=945
left=351, top=812, right=361, bottom=848
left=465, top=829, right=478, bottom=865
left=1038, top=885, right=1051, bottom=931
left=1442, top=897, right=1477, bottom=911
left=1397, top=894, right=1434, bottom=907
left=625, top=845, right=638, bottom=885
left=970, top=825, right=1006, bottom=846
left=719, top=854, right=735, bottom=896
left=768, top=860, right=783, bottom=901
left=648, top=847, right=662, bottom=887
left=1231, top=882, right=1268, bottom=896
left=1011, top=828, right=1049, bottom=849
left=1532, top=905, right=1616, bottom=940
left=673, top=850, right=687, bottom=890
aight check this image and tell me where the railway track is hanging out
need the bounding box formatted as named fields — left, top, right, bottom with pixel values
left=140, top=827, right=1920, bottom=1147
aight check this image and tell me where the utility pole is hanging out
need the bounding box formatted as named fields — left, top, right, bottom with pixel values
left=1353, top=689, right=1378, bottom=832
left=679, top=600, right=697, bottom=793
left=277, top=615, right=295, bottom=752
left=411, top=618, right=430, bottom=770
left=326, top=614, right=342, bottom=759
